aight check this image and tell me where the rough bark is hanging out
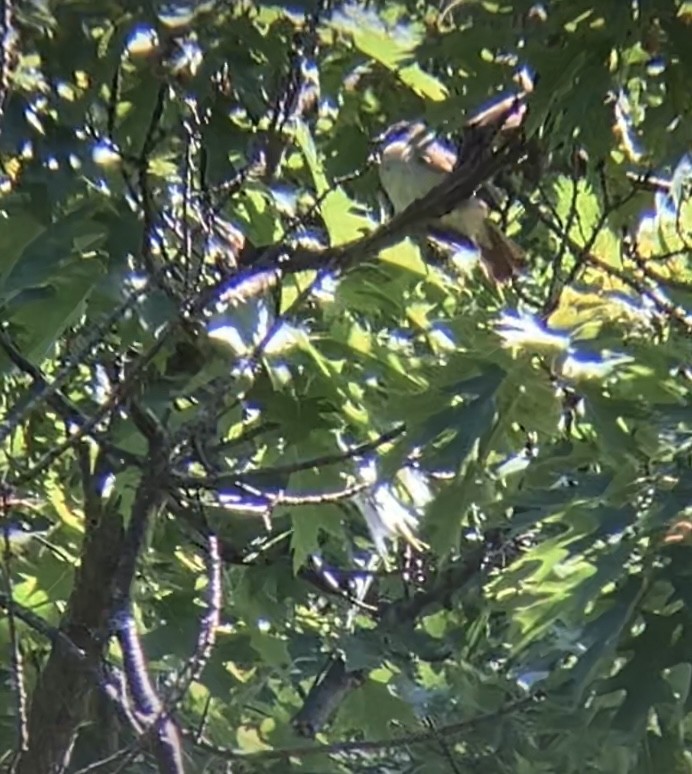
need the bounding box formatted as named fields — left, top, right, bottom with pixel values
left=16, top=503, right=124, bottom=773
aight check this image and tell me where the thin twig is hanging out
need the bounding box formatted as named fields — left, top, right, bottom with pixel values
left=0, top=285, right=150, bottom=447
left=13, top=324, right=174, bottom=487
left=0, top=0, right=16, bottom=135
left=162, top=532, right=222, bottom=710
left=1, top=520, right=29, bottom=757
left=189, top=693, right=539, bottom=761
left=195, top=424, right=406, bottom=483
left=0, top=332, right=143, bottom=469
left=543, top=171, right=581, bottom=314
left=522, top=195, right=691, bottom=331
left=0, top=592, right=86, bottom=663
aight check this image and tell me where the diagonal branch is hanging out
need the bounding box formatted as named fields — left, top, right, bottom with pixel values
left=196, top=135, right=526, bottom=311
left=0, top=332, right=143, bottom=469
left=523, top=196, right=692, bottom=333
left=290, top=547, right=485, bottom=736
left=191, top=424, right=406, bottom=484
left=0, top=285, right=150, bottom=449
left=191, top=692, right=539, bottom=762
left=13, top=324, right=174, bottom=487
left=106, top=430, right=184, bottom=773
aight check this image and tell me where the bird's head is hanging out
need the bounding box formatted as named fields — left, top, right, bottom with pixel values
left=375, top=120, right=429, bottom=150
left=376, top=120, right=457, bottom=175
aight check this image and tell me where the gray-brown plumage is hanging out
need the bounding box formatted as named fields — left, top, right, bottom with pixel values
left=378, top=121, right=524, bottom=283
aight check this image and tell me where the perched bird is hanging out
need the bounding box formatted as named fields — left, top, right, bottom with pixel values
left=377, top=120, right=524, bottom=283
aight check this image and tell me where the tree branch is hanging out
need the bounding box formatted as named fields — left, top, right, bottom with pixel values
left=15, top=497, right=125, bottom=773
left=191, top=693, right=539, bottom=762
left=290, top=548, right=484, bottom=736
left=196, top=135, right=526, bottom=311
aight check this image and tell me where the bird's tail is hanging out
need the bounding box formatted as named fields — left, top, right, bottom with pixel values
left=478, top=220, right=524, bottom=284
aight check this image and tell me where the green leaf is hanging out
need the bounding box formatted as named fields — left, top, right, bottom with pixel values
left=0, top=210, right=46, bottom=294
left=293, top=119, right=328, bottom=196
left=289, top=503, right=344, bottom=573
left=320, top=187, right=373, bottom=245
left=8, top=258, right=103, bottom=358
left=421, top=368, right=505, bottom=553
left=335, top=677, right=417, bottom=738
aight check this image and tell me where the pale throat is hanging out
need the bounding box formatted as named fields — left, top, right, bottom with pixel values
left=379, top=143, right=488, bottom=242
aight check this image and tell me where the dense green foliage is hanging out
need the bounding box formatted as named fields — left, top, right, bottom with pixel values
left=0, top=0, right=690, bottom=772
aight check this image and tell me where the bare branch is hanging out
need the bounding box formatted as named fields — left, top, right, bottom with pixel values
left=524, top=196, right=692, bottom=333
left=276, top=482, right=369, bottom=505
left=204, top=424, right=406, bottom=483
left=0, top=0, right=16, bottom=135
left=194, top=135, right=526, bottom=312
left=111, top=611, right=184, bottom=774
left=191, top=693, right=539, bottom=762
left=14, top=325, right=174, bottom=487
left=1, top=523, right=29, bottom=759
left=159, top=531, right=222, bottom=714
left=0, top=286, right=150, bottom=448
left=0, top=591, right=86, bottom=662
left=0, top=332, right=142, bottom=469
left=78, top=533, right=225, bottom=773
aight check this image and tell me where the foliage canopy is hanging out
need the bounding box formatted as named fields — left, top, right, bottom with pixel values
left=0, top=0, right=690, bottom=772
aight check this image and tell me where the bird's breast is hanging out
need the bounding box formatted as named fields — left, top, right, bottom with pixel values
left=378, top=143, right=489, bottom=242
left=440, top=198, right=488, bottom=242
left=379, top=147, right=445, bottom=213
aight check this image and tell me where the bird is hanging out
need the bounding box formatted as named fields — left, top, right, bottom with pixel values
left=377, top=120, right=524, bottom=283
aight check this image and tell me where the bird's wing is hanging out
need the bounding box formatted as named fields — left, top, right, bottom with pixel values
left=415, top=135, right=456, bottom=173
left=466, top=93, right=526, bottom=132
